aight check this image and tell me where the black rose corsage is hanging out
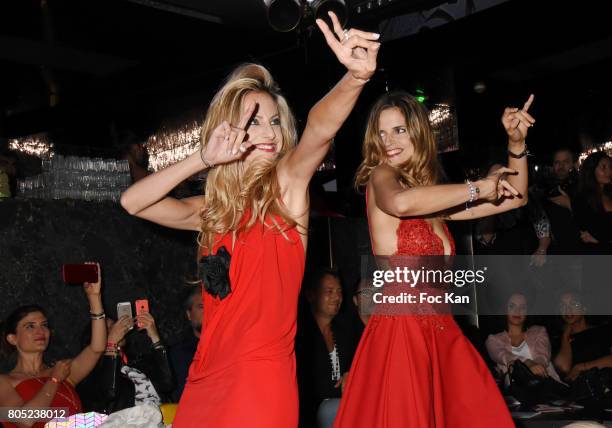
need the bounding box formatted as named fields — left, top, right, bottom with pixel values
left=199, top=246, right=232, bottom=300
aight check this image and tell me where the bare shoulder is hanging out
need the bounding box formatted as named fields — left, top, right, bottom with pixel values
left=0, top=373, right=17, bottom=389
left=370, top=163, right=395, bottom=182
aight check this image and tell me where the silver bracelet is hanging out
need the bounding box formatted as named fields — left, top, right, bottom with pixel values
left=466, top=180, right=479, bottom=203
left=90, top=312, right=106, bottom=320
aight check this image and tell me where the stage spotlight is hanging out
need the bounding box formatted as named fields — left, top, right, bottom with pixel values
left=264, top=0, right=303, bottom=32
left=309, top=0, right=348, bottom=29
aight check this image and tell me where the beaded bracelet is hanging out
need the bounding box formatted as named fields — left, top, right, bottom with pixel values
left=466, top=180, right=479, bottom=202
left=465, top=180, right=480, bottom=211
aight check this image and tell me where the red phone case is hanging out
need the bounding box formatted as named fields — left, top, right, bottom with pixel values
left=62, top=264, right=98, bottom=284
left=135, top=299, right=149, bottom=328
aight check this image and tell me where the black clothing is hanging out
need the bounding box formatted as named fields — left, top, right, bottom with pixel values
left=169, top=331, right=199, bottom=402
left=77, top=345, right=175, bottom=414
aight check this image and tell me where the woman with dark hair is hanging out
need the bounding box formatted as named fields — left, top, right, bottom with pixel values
left=572, top=151, right=612, bottom=253
left=0, top=264, right=106, bottom=427
left=486, top=293, right=560, bottom=383
left=334, top=92, right=535, bottom=427
left=77, top=311, right=175, bottom=414
left=553, top=292, right=612, bottom=382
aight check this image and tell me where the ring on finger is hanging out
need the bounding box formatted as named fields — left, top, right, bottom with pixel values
left=343, top=29, right=349, bottom=41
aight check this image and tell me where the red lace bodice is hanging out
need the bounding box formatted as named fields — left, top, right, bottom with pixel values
left=395, top=218, right=455, bottom=256
left=365, top=188, right=455, bottom=256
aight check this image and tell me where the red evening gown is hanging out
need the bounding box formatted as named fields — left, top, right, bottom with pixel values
left=172, top=216, right=305, bottom=428
left=334, top=198, right=514, bottom=427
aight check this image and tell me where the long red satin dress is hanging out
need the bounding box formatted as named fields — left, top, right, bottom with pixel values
left=172, top=217, right=305, bottom=428
left=5, top=377, right=82, bottom=428
left=334, top=198, right=514, bottom=427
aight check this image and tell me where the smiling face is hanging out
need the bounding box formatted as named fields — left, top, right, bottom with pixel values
left=311, top=274, right=343, bottom=318
left=241, top=91, right=283, bottom=168
left=6, top=311, right=50, bottom=354
left=377, top=107, right=415, bottom=166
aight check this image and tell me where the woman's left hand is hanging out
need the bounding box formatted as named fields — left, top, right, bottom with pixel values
left=502, top=94, right=535, bottom=143
left=83, top=262, right=101, bottom=296
left=135, top=312, right=160, bottom=343
left=316, top=12, right=380, bottom=82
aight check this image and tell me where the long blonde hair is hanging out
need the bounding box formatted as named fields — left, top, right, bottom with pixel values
left=198, top=64, right=298, bottom=251
left=355, top=91, right=439, bottom=189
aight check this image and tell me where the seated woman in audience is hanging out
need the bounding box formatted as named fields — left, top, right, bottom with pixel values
left=77, top=308, right=175, bottom=414
left=296, top=269, right=359, bottom=428
left=0, top=263, right=106, bottom=427
left=486, top=292, right=560, bottom=383
left=554, top=292, right=612, bottom=381
left=572, top=151, right=612, bottom=254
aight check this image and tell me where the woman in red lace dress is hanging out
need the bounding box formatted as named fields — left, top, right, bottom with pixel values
left=334, top=91, right=536, bottom=427
left=120, top=13, right=379, bottom=428
left=0, top=263, right=107, bottom=428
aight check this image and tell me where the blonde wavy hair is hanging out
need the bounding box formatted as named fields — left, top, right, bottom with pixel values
left=198, top=63, right=298, bottom=251
left=355, top=91, right=439, bottom=189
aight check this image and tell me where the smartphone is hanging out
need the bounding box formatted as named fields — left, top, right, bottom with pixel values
left=135, top=299, right=149, bottom=329
left=116, top=302, right=133, bottom=330
left=62, top=264, right=98, bottom=284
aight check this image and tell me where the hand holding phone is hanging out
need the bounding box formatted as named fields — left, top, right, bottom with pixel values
left=116, top=302, right=133, bottom=331
left=62, top=264, right=98, bottom=285
left=135, top=299, right=149, bottom=329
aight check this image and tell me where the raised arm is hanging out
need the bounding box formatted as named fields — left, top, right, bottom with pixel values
left=444, top=95, right=534, bottom=220
left=120, top=106, right=256, bottom=230
left=68, top=262, right=106, bottom=385
left=279, top=12, right=379, bottom=187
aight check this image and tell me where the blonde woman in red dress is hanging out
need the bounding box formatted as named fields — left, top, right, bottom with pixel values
left=120, top=13, right=379, bottom=428
left=334, top=91, right=535, bottom=427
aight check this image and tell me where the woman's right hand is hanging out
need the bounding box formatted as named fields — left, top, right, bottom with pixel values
left=528, top=363, right=548, bottom=377
left=51, top=359, right=72, bottom=383
left=476, top=167, right=520, bottom=202
left=108, top=316, right=133, bottom=344
left=199, top=103, right=257, bottom=167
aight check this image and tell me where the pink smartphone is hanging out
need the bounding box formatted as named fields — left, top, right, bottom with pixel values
left=62, top=264, right=98, bottom=284
left=135, top=299, right=149, bottom=329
